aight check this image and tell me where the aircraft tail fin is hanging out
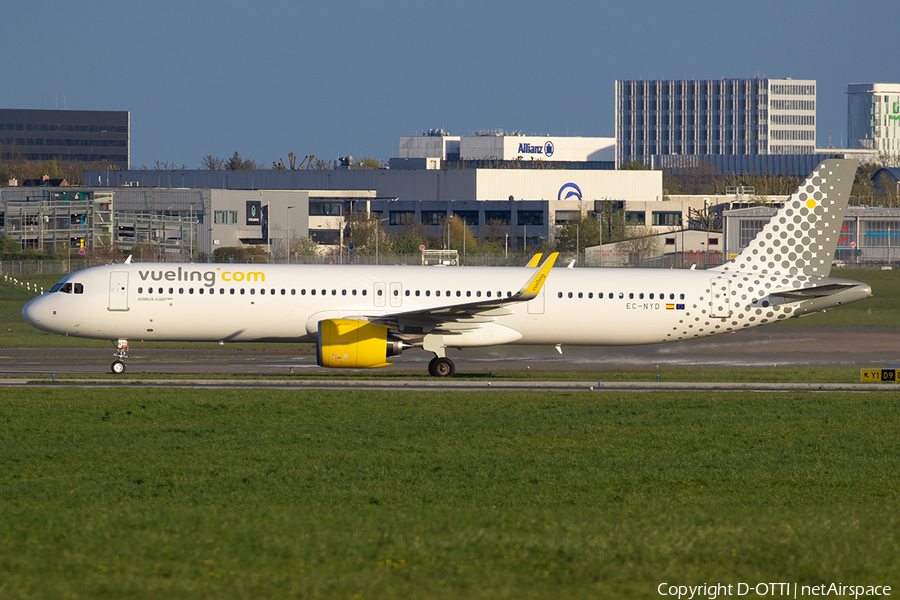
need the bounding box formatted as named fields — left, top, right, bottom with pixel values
left=712, top=159, right=858, bottom=277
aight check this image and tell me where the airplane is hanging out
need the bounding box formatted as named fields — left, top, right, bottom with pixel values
left=22, top=159, right=871, bottom=376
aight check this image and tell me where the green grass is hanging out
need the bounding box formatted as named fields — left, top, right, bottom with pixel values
left=4, top=366, right=885, bottom=384
left=1, top=388, right=898, bottom=598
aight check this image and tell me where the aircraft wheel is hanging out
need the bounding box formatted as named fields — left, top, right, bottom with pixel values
left=111, top=360, right=126, bottom=375
left=429, top=357, right=455, bottom=378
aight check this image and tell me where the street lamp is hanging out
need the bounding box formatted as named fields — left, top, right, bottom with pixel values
left=287, top=206, right=295, bottom=264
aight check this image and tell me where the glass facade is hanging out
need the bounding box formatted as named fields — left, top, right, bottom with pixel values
left=615, top=78, right=816, bottom=166
left=0, top=109, right=130, bottom=168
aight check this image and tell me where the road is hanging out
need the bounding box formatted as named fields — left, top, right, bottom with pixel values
left=0, top=326, right=897, bottom=377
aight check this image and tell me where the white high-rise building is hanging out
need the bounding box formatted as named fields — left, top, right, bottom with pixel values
left=616, top=78, right=816, bottom=167
left=847, top=83, right=900, bottom=157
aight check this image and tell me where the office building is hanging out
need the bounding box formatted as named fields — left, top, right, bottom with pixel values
left=847, top=83, right=900, bottom=157
left=0, top=108, right=130, bottom=168
left=616, top=78, right=819, bottom=175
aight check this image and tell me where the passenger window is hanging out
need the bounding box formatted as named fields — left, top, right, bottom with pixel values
left=311, top=289, right=316, bottom=295
left=353, top=290, right=357, bottom=296
left=669, top=293, right=675, bottom=300
left=578, top=292, right=583, bottom=299
left=639, top=293, right=644, bottom=299
left=362, top=290, right=367, bottom=296
left=476, top=291, right=481, bottom=298
left=415, top=290, right=420, bottom=297
left=588, top=292, right=593, bottom=299
left=628, top=293, right=633, bottom=299
left=189, top=288, right=194, bottom=294
left=250, top=289, right=255, bottom=295
left=466, top=291, right=471, bottom=297
left=425, top=291, right=430, bottom=297
left=680, top=293, right=685, bottom=300
left=456, top=291, right=461, bottom=297
left=332, top=290, right=336, bottom=296
left=259, top=289, right=264, bottom=295
left=568, top=292, right=573, bottom=298
left=219, top=289, right=225, bottom=295
left=486, top=291, right=491, bottom=298
left=558, top=292, right=563, bottom=298
left=343, top=290, right=348, bottom=296
left=271, top=289, right=275, bottom=295
left=230, top=289, right=235, bottom=295
left=291, top=289, right=296, bottom=295
left=158, top=288, right=163, bottom=294
left=137, top=287, right=143, bottom=294
left=199, top=288, right=204, bottom=295
left=649, top=293, right=654, bottom=299
left=435, top=291, right=440, bottom=297
left=405, top=290, right=409, bottom=296
left=392, top=290, right=398, bottom=297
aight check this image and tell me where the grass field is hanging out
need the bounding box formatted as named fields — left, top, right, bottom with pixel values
left=1, top=388, right=898, bottom=599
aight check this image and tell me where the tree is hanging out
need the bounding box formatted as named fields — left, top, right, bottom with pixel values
left=672, top=161, right=720, bottom=194
left=620, top=160, right=647, bottom=170
left=593, top=200, right=627, bottom=244
left=620, top=226, right=660, bottom=266
left=444, top=215, right=478, bottom=255
left=225, top=152, right=259, bottom=170
left=351, top=156, right=386, bottom=170
left=201, top=155, right=225, bottom=170
left=213, top=245, right=268, bottom=263
left=292, top=236, right=320, bottom=258
left=556, top=214, right=602, bottom=252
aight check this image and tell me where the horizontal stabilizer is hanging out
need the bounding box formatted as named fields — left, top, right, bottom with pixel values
left=770, top=282, right=858, bottom=300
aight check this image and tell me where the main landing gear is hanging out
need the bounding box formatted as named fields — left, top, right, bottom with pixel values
left=428, top=356, right=455, bottom=377
left=111, top=339, right=128, bottom=375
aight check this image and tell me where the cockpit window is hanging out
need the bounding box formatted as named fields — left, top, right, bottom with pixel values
left=74, top=283, right=84, bottom=294
left=60, top=283, right=73, bottom=294
left=49, top=282, right=65, bottom=293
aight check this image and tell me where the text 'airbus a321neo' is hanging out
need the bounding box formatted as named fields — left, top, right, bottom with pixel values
left=23, top=159, right=872, bottom=376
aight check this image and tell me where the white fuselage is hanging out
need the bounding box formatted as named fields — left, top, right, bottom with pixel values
left=22, top=262, right=871, bottom=348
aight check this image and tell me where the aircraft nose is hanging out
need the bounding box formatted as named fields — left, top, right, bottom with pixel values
left=22, top=295, right=48, bottom=328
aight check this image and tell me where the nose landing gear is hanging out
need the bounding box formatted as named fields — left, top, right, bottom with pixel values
left=111, top=339, right=128, bottom=374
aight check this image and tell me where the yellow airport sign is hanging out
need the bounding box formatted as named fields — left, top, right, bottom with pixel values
left=861, top=369, right=898, bottom=382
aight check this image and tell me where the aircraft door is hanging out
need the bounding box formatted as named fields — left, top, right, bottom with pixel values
left=710, top=278, right=731, bottom=318
left=374, top=282, right=387, bottom=307
left=389, top=282, right=403, bottom=307
left=527, top=289, right=545, bottom=314
left=109, top=271, right=129, bottom=311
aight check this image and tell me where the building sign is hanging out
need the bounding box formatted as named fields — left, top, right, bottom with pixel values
left=558, top=183, right=583, bottom=201
left=246, top=201, right=261, bottom=226
left=517, top=141, right=555, bottom=157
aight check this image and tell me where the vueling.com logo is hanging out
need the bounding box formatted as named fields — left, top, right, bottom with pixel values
left=137, top=267, right=265, bottom=288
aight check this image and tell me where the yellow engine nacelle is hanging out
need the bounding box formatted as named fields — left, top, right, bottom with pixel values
left=316, top=319, right=401, bottom=369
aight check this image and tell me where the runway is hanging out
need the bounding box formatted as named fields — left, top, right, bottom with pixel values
left=2, top=377, right=899, bottom=392
left=0, top=326, right=898, bottom=383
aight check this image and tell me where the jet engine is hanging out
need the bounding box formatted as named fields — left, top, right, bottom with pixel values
left=316, top=318, right=403, bottom=369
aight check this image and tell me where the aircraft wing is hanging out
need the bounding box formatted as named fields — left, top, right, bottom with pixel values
left=365, top=253, right=558, bottom=330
